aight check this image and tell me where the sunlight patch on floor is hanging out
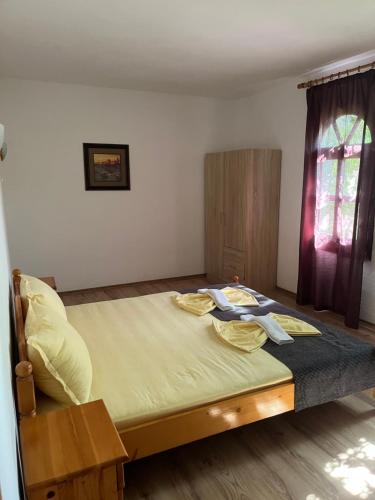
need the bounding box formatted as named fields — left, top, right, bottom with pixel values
left=324, top=438, right=375, bottom=498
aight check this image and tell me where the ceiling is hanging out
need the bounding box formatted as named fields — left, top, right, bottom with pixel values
left=1, top=0, right=375, bottom=98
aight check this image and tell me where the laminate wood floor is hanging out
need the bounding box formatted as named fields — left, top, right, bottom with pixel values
left=60, top=276, right=375, bottom=500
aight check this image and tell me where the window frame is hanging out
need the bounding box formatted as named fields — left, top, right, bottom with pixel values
left=315, top=114, right=371, bottom=250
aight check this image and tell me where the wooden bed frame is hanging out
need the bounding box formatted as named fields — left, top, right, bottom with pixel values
left=13, top=269, right=295, bottom=460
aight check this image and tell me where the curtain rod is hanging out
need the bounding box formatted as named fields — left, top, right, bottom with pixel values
left=297, top=60, right=375, bottom=89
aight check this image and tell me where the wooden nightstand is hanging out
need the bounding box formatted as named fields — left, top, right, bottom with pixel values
left=20, top=400, right=128, bottom=500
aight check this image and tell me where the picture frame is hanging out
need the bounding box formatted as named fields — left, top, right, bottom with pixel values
left=83, top=143, right=130, bottom=191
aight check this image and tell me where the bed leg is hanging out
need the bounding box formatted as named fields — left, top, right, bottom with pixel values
left=15, top=361, right=36, bottom=418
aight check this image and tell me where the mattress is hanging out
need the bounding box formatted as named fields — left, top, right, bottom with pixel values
left=37, top=291, right=292, bottom=428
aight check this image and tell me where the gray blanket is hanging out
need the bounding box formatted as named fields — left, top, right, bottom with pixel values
left=181, top=285, right=375, bottom=411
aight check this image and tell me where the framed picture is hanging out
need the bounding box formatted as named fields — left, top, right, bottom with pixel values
left=83, top=143, right=130, bottom=190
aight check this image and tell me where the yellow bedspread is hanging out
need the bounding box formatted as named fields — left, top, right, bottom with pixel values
left=37, top=291, right=292, bottom=428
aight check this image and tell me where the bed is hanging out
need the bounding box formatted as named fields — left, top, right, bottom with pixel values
left=13, top=270, right=375, bottom=461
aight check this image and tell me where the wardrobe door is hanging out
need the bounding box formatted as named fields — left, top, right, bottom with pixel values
left=223, top=150, right=249, bottom=252
left=221, top=150, right=249, bottom=281
left=246, top=149, right=281, bottom=292
left=204, top=153, right=224, bottom=282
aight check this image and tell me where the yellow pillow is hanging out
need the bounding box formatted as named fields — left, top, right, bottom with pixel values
left=25, top=295, right=92, bottom=405
left=21, top=274, right=67, bottom=319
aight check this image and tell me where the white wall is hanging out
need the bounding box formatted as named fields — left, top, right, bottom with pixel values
left=220, top=76, right=375, bottom=324
left=220, top=77, right=307, bottom=293
left=0, top=79, right=225, bottom=291
left=0, top=184, right=20, bottom=500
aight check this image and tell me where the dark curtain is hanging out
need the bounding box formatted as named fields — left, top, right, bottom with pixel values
left=297, top=70, right=375, bottom=328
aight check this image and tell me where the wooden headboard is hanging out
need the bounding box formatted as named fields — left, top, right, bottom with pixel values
left=12, top=269, right=37, bottom=418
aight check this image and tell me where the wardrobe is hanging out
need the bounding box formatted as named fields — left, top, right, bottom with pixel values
left=204, top=148, right=281, bottom=293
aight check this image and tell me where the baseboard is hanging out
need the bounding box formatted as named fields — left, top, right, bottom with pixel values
left=60, top=273, right=207, bottom=295
left=275, top=286, right=297, bottom=297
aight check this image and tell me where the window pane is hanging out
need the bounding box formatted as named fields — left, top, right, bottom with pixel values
left=364, top=126, right=372, bottom=144
left=322, top=115, right=372, bottom=149
left=321, top=125, right=339, bottom=147
left=319, top=160, right=337, bottom=196
left=348, top=119, right=372, bottom=145
left=339, top=202, right=356, bottom=243
left=316, top=114, right=372, bottom=246
left=316, top=201, right=335, bottom=240
left=342, top=158, right=359, bottom=199
left=336, top=114, right=357, bottom=142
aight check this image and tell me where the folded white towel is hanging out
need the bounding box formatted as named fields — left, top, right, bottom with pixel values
left=235, top=284, right=256, bottom=294
left=240, top=313, right=294, bottom=345
left=198, top=288, right=235, bottom=312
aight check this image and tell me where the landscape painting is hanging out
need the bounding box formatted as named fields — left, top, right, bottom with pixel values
left=83, top=143, right=130, bottom=190
left=93, top=153, right=121, bottom=182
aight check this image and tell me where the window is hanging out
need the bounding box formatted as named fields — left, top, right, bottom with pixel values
left=315, top=114, right=372, bottom=248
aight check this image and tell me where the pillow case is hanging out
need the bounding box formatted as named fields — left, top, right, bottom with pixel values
left=25, top=295, right=92, bottom=405
left=21, top=274, right=67, bottom=319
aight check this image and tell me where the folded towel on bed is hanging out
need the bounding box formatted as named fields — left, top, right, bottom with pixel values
left=212, top=313, right=321, bottom=351
left=173, top=287, right=259, bottom=316
left=269, top=313, right=322, bottom=335
left=212, top=318, right=268, bottom=353
left=240, top=314, right=294, bottom=345
left=198, top=288, right=235, bottom=311
left=173, top=293, right=216, bottom=316
left=221, top=287, right=259, bottom=307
